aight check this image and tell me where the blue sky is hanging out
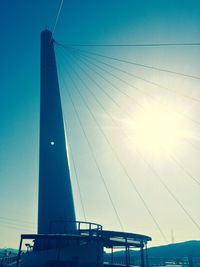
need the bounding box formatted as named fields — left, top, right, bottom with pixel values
left=1, top=0, right=200, bottom=248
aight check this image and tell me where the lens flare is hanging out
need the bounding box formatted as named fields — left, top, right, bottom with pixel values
left=127, top=101, right=193, bottom=157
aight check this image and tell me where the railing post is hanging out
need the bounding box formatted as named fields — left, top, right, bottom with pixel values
left=16, top=236, right=23, bottom=267
left=141, top=244, right=145, bottom=267
left=125, top=238, right=128, bottom=266
left=111, top=247, right=113, bottom=265
left=89, top=223, right=91, bottom=237
left=145, top=242, right=149, bottom=267
left=78, top=221, right=80, bottom=232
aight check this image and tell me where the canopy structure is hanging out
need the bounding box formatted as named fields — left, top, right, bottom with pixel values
left=17, top=221, right=151, bottom=267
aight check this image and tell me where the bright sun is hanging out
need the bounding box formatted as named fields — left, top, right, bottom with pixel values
left=127, top=101, right=192, bottom=157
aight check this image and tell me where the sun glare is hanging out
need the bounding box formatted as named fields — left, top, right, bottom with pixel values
left=127, top=101, right=192, bottom=157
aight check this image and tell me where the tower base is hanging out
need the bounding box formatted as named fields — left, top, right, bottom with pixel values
left=17, top=221, right=151, bottom=267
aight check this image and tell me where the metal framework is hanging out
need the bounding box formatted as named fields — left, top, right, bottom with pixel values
left=17, top=221, right=151, bottom=267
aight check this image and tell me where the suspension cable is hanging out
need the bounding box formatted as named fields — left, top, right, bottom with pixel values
left=70, top=48, right=200, bottom=104
left=56, top=43, right=200, bottom=80
left=66, top=51, right=200, bottom=192
left=51, top=0, right=64, bottom=41
left=63, top=47, right=200, bottom=127
left=65, top=124, right=87, bottom=221
left=57, top=51, right=200, bottom=236
left=58, top=64, right=124, bottom=231
left=58, top=56, right=168, bottom=241
left=60, top=42, right=200, bottom=47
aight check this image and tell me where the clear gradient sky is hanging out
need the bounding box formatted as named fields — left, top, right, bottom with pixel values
left=1, top=0, right=200, bottom=248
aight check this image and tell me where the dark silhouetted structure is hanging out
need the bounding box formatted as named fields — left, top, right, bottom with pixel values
left=38, top=30, right=76, bottom=234
left=17, top=30, right=151, bottom=267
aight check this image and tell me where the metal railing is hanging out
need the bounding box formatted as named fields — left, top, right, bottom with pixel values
left=0, top=255, right=18, bottom=266
left=49, top=220, right=103, bottom=237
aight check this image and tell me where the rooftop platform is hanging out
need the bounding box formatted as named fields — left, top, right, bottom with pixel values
left=17, top=221, right=151, bottom=267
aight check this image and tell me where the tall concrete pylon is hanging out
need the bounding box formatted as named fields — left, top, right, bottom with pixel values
left=17, top=29, right=151, bottom=267
left=38, top=30, right=76, bottom=234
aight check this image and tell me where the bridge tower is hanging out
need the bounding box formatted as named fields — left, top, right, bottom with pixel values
left=17, top=30, right=151, bottom=267
left=38, top=29, right=76, bottom=234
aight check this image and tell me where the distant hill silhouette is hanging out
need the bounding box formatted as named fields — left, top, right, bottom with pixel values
left=0, top=248, right=18, bottom=256
left=147, top=240, right=200, bottom=258
left=110, top=240, right=200, bottom=258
